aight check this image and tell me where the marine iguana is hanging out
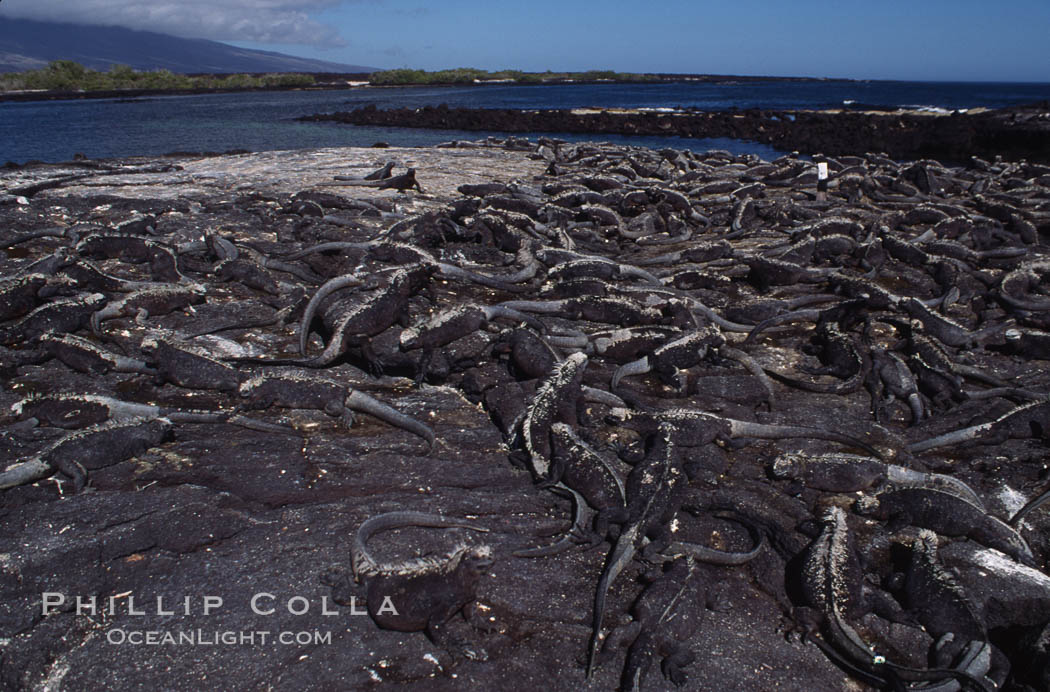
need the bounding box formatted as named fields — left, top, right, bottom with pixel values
left=605, top=407, right=884, bottom=459
left=799, top=320, right=864, bottom=382
left=1002, top=327, right=1050, bottom=360
left=611, top=326, right=725, bottom=391
left=210, top=258, right=282, bottom=295
left=287, top=238, right=528, bottom=294
left=586, top=425, right=764, bottom=678
left=241, top=264, right=432, bottom=369
left=742, top=297, right=869, bottom=347
left=894, top=322, right=1012, bottom=389
left=899, top=297, right=1010, bottom=350
left=774, top=233, right=859, bottom=266
left=75, top=233, right=183, bottom=282
left=520, top=352, right=588, bottom=479
left=795, top=507, right=987, bottom=690
left=617, top=209, right=664, bottom=241
left=764, top=321, right=868, bottom=396
left=783, top=216, right=867, bottom=242
left=239, top=372, right=434, bottom=447
left=324, top=168, right=423, bottom=193
left=906, top=351, right=966, bottom=413
left=280, top=239, right=422, bottom=265
left=870, top=347, right=926, bottom=426
left=741, top=255, right=835, bottom=292
left=202, top=232, right=239, bottom=261
left=0, top=273, right=52, bottom=322
left=826, top=273, right=904, bottom=311
left=543, top=257, right=661, bottom=286
left=499, top=296, right=664, bottom=327
left=75, top=232, right=165, bottom=263
left=908, top=400, right=1050, bottom=454
left=458, top=182, right=510, bottom=197
left=0, top=293, right=106, bottom=346
left=0, top=344, right=50, bottom=372
left=494, top=326, right=562, bottom=379
left=139, top=334, right=246, bottom=393
left=59, top=257, right=162, bottom=293
left=11, top=249, right=75, bottom=280
left=855, top=486, right=1035, bottom=566
left=10, top=392, right=295, bottom=435
left=608, top=329, right=775, bottom=405
left=2, top=224, right=80, bottom=247
left=919, top=237, right=1026, bottom=267
left=37, top=332, right=156, bottom=376
left=181, top=302, right=300, bottom=340
left=896, top=530, right=997, bottom=672
left=770, top=451, right=984, bottom=509
left=323, top=511, right=493, bottom=647
left=998, top=260, right=1050, bottom=312
left=362, top=161, right=395, bottom=181
left=729, top=197, right=758, bottom=236
left=881, top=232, right=934, bottom=268
left=179, top=234, right=325, bottom=285
left=589, top=326, right=683, bottom=364
left=662, top=265, right=733, bottom=291
left=598, top=557, right=708, bottom=691
left=0, top=417, right=173, bottom=492
left=296, top=272, right=367, bottom=354
left=90, top=284, right=206, bottom=333
left=633, top=240, right=733, bottom=267
left=722, top=296, right=835, bottom=327
left=399, top=304, right=546, bottom=383
left=586, top=424, right=685, bottom=678
left=514, top=422, right=627, bottom=557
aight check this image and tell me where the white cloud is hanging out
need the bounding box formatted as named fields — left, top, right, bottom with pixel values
left=0, top=0, right=351, bottom=47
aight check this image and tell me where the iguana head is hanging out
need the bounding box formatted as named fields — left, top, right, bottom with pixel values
left=456, top=544, right=495, bottom=575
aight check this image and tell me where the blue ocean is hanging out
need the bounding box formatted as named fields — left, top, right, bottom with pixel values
left=2, top=79, right=1048, bottom=164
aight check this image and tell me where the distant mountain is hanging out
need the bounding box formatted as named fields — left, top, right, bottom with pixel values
left=0, top=18, right=379, bottom=74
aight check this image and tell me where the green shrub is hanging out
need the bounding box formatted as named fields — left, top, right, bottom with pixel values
left=369, top=69, right=429, bottom=85
left=2, top=62, right=662, bottom=93
left=0, top=61, right=321, bottom=93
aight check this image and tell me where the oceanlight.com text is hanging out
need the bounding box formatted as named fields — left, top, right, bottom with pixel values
left=105, top=629, right=332, bottom=646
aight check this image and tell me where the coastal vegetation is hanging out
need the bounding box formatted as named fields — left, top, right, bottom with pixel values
left=0, top=62, right=664, bottom=95
left=368, top=68, right=663, bottom=85
left=0, top=60, right=315, bottom=93
left=0, top=61, right=823, bottom=99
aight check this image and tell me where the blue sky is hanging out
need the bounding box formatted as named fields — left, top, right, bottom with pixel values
left=3, top=0, right=1048, bottom=81
left=243, top=0, right=1050, bottom=81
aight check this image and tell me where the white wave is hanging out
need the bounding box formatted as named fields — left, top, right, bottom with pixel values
left=899, top=104, right=965, bottom=114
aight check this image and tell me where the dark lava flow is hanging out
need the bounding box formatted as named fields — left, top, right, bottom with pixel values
left=301, top=101, right=1050, bottom=165
left=2, top=138, right=1050, bottom=691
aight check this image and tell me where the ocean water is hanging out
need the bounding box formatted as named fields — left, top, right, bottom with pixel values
left=1, top=80, right=1048, bottom=165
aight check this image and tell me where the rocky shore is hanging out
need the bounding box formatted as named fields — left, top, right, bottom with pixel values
left=2, top=139, right=1050, bottom=691
left=302, top=101, right=1050, bottom=164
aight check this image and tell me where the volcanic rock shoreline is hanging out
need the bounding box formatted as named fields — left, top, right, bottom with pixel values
left=301, top=101, right=1050, bottom=164
left=1, top=139, right=1050, bottom=691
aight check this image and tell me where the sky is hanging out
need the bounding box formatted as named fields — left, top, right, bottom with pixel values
left=1, top=0, right=1048, bottom=82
